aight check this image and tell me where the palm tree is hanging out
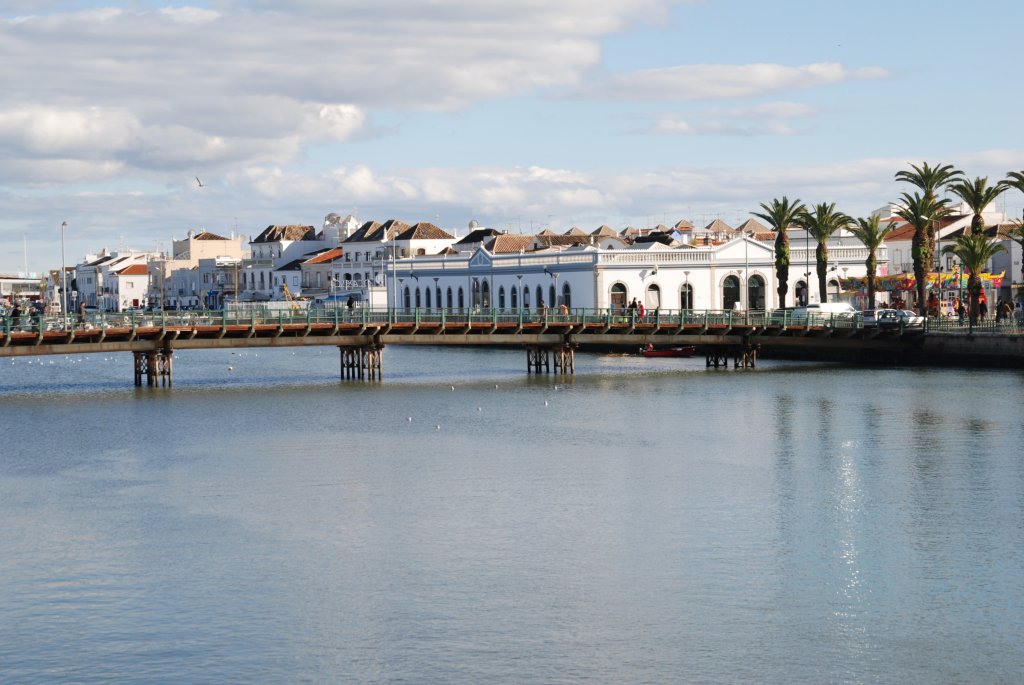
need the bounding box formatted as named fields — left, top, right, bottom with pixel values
left=1003, top=170, right=1024, bottom=195
left=946, top=176, right=1006, bottom=235
left=753, top=197, right=806, bottom=308
left=942, top=232, right=1006, bottom=325
left=895, top=161, right=963, bottom=256
left=848, top=215, right=895, bottom=310
left=895, top=192, right=951, bottom=316
left=797, top=202, right=852, bottom=302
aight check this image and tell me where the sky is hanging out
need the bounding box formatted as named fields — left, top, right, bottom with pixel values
left=3, top=0, right=1024, bottom=274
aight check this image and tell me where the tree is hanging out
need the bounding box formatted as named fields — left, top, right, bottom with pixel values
left=895, top=161, right=963, bottom=256
left=1003, top=170, right=1024, bottom=196
left=752, top=197, right=806, bottom=308
left=895, top=192, right=951, bottom=316
left=797, top=203, right=852, bottom=302
left=942, top=232, right=1006, bottom=326
left=945, top=176, right=1006, bottom=235
left=848, top=215, right=895, bottom=310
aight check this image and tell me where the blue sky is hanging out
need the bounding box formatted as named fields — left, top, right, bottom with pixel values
left=3, top=0, right=1024, bottom=273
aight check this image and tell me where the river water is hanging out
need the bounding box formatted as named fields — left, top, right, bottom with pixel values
left=1, top=347, right=1022, bottom=684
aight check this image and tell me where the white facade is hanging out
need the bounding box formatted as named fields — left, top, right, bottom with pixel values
left=382, top=236, right=883, bottom=312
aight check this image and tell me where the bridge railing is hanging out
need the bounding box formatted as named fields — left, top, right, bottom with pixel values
left=6, top=307, right=1024, bottom=336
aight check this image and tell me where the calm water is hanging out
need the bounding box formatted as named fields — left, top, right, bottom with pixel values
left=1, top=347, right=1023, bottom=684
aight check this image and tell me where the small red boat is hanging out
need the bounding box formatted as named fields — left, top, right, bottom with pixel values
left=641, top=344, right=696, bottom=358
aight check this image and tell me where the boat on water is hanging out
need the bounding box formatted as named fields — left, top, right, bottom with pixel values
left=641, top=344, right=696, bottom=358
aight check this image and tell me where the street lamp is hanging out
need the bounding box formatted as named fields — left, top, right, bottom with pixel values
left=683, top=270, right=690, bottom=309
left=60, top=221, right=68, bottom=329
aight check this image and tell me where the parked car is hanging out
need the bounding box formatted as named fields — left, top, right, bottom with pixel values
left=875, top=308, right=900, bottom=329
left=858, top=309, right=879, bottom=327
left=898, top=309, right=925, bottom=328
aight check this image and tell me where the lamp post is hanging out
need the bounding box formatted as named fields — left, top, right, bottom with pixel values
left=683, top=270, right=690, bottom=309
left=60, top=221, right=68, bottom=329
left=516, top=273, right=523, bottom=311
left=433, top=276, right=439, bottom=311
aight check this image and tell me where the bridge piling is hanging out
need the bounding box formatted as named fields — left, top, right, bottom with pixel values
left=133, top=349, right=173, bottom=387
left=339, top=344, right=383, bottom=380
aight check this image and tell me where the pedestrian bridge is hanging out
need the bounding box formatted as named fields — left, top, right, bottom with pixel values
left=1, top=307, right=1019, bottom=384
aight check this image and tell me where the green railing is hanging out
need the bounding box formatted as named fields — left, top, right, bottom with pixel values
left=3, top=307, right=1023, bottom=337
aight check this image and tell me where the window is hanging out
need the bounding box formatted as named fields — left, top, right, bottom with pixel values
left=747, top=275, right=765, bottom=309
left=498, top=286, right=506, bottom=309
left=680, top=284, right=693, bottom=310
left=723, top=275, right=740, bottom=310
left=610, top=283, right=627, bottom=311
left=536, top=285, right=544, bottom=308
left=645, top=284, right=661, bottom=311
left=511, top=285, right=518, bottom=308
left=561, top=282, right=572, bottom=309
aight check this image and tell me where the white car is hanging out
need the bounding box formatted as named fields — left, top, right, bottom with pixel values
left=897, top=309, right=925, bottom=328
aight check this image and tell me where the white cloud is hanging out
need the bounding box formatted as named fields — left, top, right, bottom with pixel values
left=580, top=62, right=889, bottom=101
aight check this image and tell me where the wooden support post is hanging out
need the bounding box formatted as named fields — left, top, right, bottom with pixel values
left=339, top=344, right=383, bottom=381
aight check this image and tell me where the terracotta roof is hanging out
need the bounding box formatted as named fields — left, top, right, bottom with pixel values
left=591, top=225, right=618, bottom=237
left=193, top=230, right=229, bottom=241
left=674, top=219, right=695, bottom=230
left=704, top=218, right=734, bottom=232
left=884, top=223, right=916, bottom=241
left=372, top=219, right=410, bottom=241
left=535, top=235, right=587, bottom=248
left=117, top=264, right=149, bottom=276
left=736, top=218, right=768, bottom=234
left=345, top=221, right=381, bottom=243
left=396, top=222, right=454, bottom=241
left=304, top=248, right=344, bottom=265
left=253, top=225, right=316, bottom=243
left=455, top=228, right=501, bottom=244
left=565, top=227, right=587, bottom=236
left=486, top=234, right=534, bottom=253
left=946, top=225, right=1001, bottom=239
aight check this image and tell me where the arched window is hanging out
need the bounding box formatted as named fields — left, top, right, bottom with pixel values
left=523, top=287, right=531, bottom=308
left=645, top=284, right=661, bottom=311
left=344, top=272, right=352, bottom=281
left=549, top=284, right=556, bottom=307
left=458, top=287, right=465, bottom=309
left=561, top=282, right=572, bottom=309
left=498, top=286, right=506, bottom=309
left=827, top=279, right=839, bottom=303
left=447, top=287, right=454, bottom=309
left=747, top=275, right=766, bottom=310
left=425, top=287, right=432, bottom=308
left=403, top=286, right=411, bottom=309
left=415, top=287, right=421, bottom=308
left=610, top=283, right=627, bottom=312
left=481, top=281, right=490, bottom=308
left=435, top=286, right=442, bottom=308
left=795, top=280, right=809, bottom=307
left=471, top=279, right=481, bottom=307
left=723, top=275, right=740, bottom=310
left=680, top=283, right=693, bottom=310
left=416, top=248, right=426, bottom=256
left=535, top=285, right=544, bottom=309
left=511, top=285, right=518, bottom=308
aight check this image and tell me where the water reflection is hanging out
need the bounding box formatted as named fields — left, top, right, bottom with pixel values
left=2, top=351, right=1024, bottom=682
